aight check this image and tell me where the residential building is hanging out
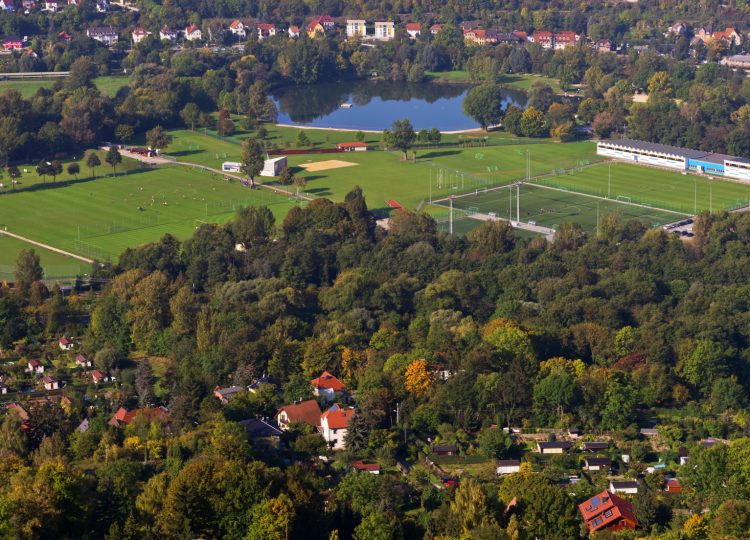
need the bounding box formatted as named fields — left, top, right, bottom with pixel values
left=430, top=24, right=442, bottom=35
left=496, top=460, right=521, bottom=475
left=594, top=39, right=612, bottom=53
left=496, top=32, right=525, bottom=45
left=256, top=23, right=276, bottom=39
left=464, top=28, right=496, bottom=46
left=7, top=403, right=29, bottom=421
left=678, top=447, right=689, bottom=465
left=351, top=460, right=380, bottom=474
left=537, top=441, right=573, bottom=454
left=583, top=457, right=612, bottom=472
left=722, top=54, right=750, bottom=69
left=307, top=16, right=333, bottom=38
left=213, top=385, right=245, bottom=404
left=260, top=156, right=287, bottom=177
left=431, top=444, right=458, bottom=456
left=554, top=31, right=579, bottom=50
left=665, top=21, right=687, bottom=37
left=87, top=26, right=118, bottom=46
left=568, top=429, right=582, bottom=439
left=374, top=21, right=395, bottom=41
left=3, top=36, right=23, bottom=50
left=27, top=359, right=44, bottom=374
left=609, top=480, right=639, bottom=495
left=532, top=30, right=554, bottom=49
left=579, top=490, right=639, bottom=533
left=132, top=27, right=151, bottom=44
left=320, top=404, right=355, bottom=450
left=44, top=0, right=60, bottom=11
left=406, top=23, right=421, bottom=39
left=239, top=418, right=283, bottom=444
left=59, top=337, right=74, bottom=350
left=159, top=27, right=177, bottom=41
left=665, top=478, right=683, bottom=493
left=310, top=371, right=345, bottom=402
left=712, top=27, right=741, bottom=47
left=276, top=399, right=322, bottom=430
left=346, top=19, right=366, bottom=38
left=229, top=20, right=246, bottom=38
left=288, top=25, right=300, bottom=38
left=43, top=375, right=60, bottom=390
left=108, top=406, right=169, bottom=427
left=58, top=32, right=73, bottom=41
left=75, top=354, right=91, bottom=368
left=512, top=30, right=529, bottom=42
left=0, top=0, right=15, bottom=11
left=582, top=441, right=609, bottom=452
left=184, top=24, right=202, bottom=41
left=0, top=382, right=7, bottom=394
left=91, top=370, right=109, bottom=384
left=639, top=427, right=659, bottom=437
left=95, top=0, right=108, bottom=12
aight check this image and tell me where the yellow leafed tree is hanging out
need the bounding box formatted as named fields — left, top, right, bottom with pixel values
left=404, top=359, right=432, bottom=396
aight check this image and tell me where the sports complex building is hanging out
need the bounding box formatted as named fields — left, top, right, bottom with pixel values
left=597, top=139, right=750, bottom=182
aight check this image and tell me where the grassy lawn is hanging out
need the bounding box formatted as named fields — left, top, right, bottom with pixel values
left=425, top=71, right=562, bottom=92
left=0, top=164, right=297, bottom=266
left=0, top=75, right=128, bottom=97
left=0, top=235, right=90, bottom=281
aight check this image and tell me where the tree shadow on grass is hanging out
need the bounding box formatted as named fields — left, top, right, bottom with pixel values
left=169, top=150, right=206, bottom=157
left=304, top=187, right=332, bottom=196
left=418, top=150, right=462, bottom=159
left=0, top=167, right=157, bottom=195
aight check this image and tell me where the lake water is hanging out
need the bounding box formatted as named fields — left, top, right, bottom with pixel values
left=271, top=81, right=527, bottom=132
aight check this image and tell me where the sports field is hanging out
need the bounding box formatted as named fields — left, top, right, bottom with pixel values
left=434, top=182, right=688, bottom=234
left=0, top=165, right=296, bottom=267
left=0, top=235, right=89, bottom=281
left=0, top=75, right=129, bottom=97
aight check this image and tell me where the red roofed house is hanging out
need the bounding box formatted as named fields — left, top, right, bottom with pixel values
left=3, top=36, right=22, bottom=50
left=27, top=359, right=44, bottom=374
left=430, top=24, right=442, bottom=35
left=229, top=19, right=246, bottom=38
left=665, top=478, right=683, bottom=493
left=321, top=404, right=355, bottom=450
left=91, top=370, right=109, bottom=384
left=406, top=23, right=421, bottom=39
left=512, top=31, right=529, bottom=42
left=351, top=460, right=380, bottom=474
left=554, top=31, right=579, bottom=50
left=59, top=337, right=74, bottom=351
left=310, top=371, right=345, bottom=402
left=579, top=490, right=638, bottom=533
left=276, top=399, right=322, bottom=430
left=288, top=25, right=300, bottom=38
left=7, top=403, right=29, bottom=421
left=532, top=30, right=554, bottom=49
left=337, top=141, right=368, bottom=152
left=185, top=24, right=202, bottom=41
left=712, top=28, right=741, bottom=47
left=256, top=23, right=276, bottom=39
left=132, top=27, right=151, bottom=44
left=75, top=354, right=91, bottom=368
left=108, top=406, right=169, bottom=427
left=43, top=375, right=60, bottom=390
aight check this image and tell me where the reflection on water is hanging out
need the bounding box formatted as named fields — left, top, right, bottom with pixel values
left=271, top=80, right=527, bottom=131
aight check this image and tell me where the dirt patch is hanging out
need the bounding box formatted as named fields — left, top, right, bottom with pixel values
left=299, top=159, right=358, bottom=172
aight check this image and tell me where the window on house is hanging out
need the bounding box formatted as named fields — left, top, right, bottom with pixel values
left=604, top=510, right=613, bottom=518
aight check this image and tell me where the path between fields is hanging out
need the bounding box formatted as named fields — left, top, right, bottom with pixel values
left=0, top=229, right=94, bottom=264
left=118, top=149, right=313, bottom=201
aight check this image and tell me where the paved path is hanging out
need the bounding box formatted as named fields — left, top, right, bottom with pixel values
left=468, top=212, right=556, bottom=241
left=0, top=229, right=94, bottom=264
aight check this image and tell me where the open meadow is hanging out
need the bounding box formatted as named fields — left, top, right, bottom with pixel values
left=0, top=75, right=128, bottom=97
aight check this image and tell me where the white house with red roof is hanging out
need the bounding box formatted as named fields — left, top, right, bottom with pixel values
left=185, top=24, right=202, bottom=41
left=27, top=359, right=44, bottom=374
left=229, top=19, right=246, bottom=38
left=59, top=337, right=74, bottom=351
left=406, top=23, right=421, bottom=39
left=321, top=404, right=355, bottom=450
left=430, top=24, right=442, bottom=35
left=288, top=25, right=300, bottom=38
left=554, top=31, right=579, bottom=50
left=132, top=27, right=151, bottom=44
left=43, top=375, right=60, bottom=390
left=532, top=30, right=554, bottom=49
left=276, top=399, right=322, bottom=430
left=310, top=371, right=345, bottom=402
left=75, top=354, right=91, bottom=367
left=91, top=370, right=109, bottom=384
left=256, top=23, right=276, bottom=39
left=159, top=27, right=177, bottom=41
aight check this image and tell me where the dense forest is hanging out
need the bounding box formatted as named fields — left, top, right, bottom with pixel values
left=3, top=191, right=750, bottom=538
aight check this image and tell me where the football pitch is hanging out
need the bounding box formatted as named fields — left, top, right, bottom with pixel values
left=0, top=165, right=297, bottom=272
left=433, top=182, right=688, bottom=235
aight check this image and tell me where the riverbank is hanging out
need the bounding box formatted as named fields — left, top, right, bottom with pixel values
left=274, top=123, right=486, bottom=135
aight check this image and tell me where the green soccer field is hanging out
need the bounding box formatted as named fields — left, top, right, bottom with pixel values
left=530, top=162, right=750, bottom=214
left=434, top=183, right=688, bottom=234
left=0, top=235, right=90, bottom=282
left=0, top=165, right=297, bottom=267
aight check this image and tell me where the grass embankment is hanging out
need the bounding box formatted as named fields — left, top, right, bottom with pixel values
left=425, top=71, right=562, bottom=92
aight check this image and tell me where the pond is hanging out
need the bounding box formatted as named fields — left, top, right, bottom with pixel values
left=271, top=80, right=527, bottom=132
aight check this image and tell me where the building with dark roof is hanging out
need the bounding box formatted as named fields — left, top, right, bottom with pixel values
left=582, top=441, right=610, bottom=452
left=537, top=441, right=573, bottom=454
